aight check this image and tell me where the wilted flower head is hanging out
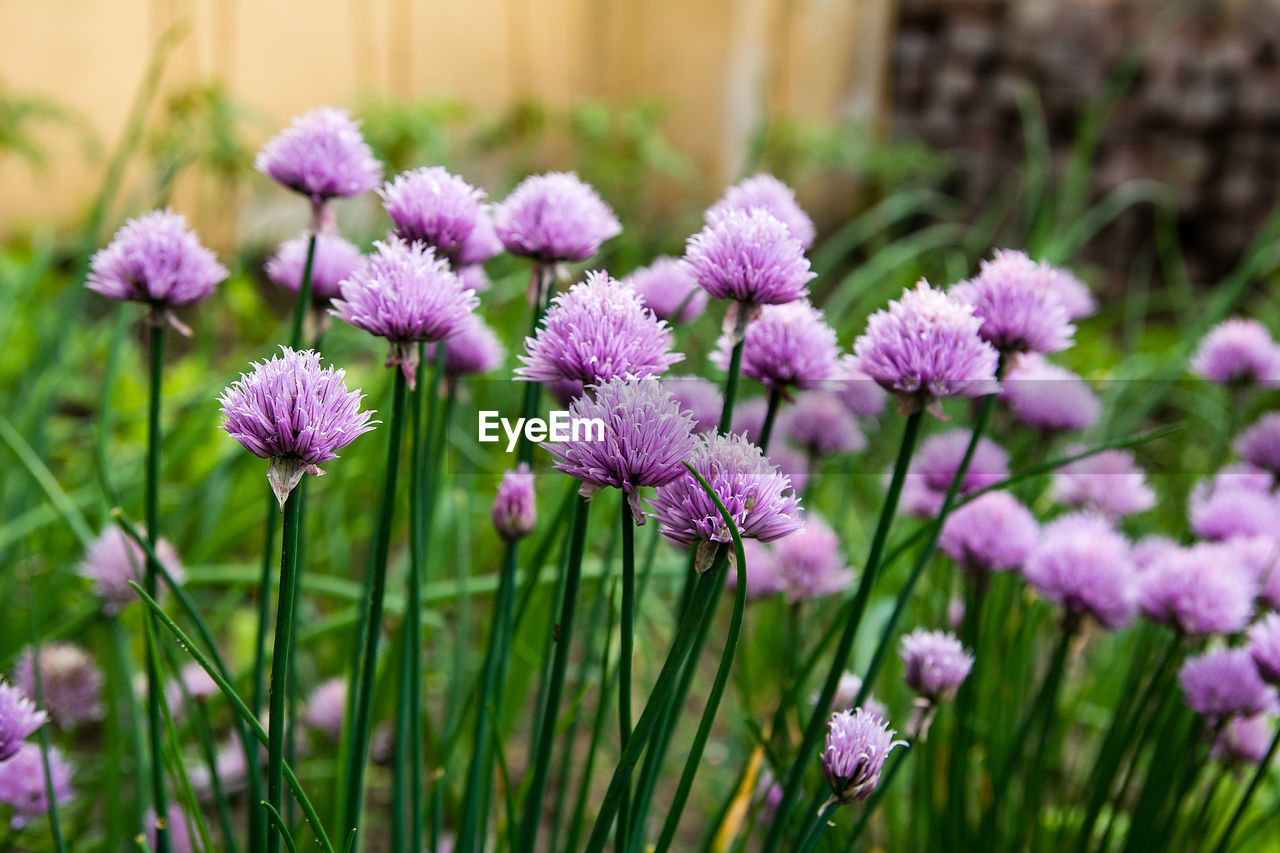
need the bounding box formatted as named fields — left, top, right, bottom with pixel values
left=0, top=742, right=72, bottom=827
left=1249, top=614, right=1280, bottom=685
left=266, top=231, right=365, bottom=303
left=1213, top=713, right=1276, bottom=765
left=426, top=313, right=505, bottom=378
left=516, top=271, right=682, bottom=385
left=899, top=629, right=974, bottom=703
left=13, top=644, right=103, bottom=729
left=1045, top=266, right=1097, bottom=320
left=492, top=172, right=621, bottom=263
left=1023, top=513, right=1137, bottom=629
left=951, top=250, right=1075, bottom=355
left=649, top=432, right=803, bottom=549
left=900, top=431, right=1010, bottom=518
left=663, top=376, right=722, bottom=434
left=940, top=490, right=1038, bottom=575
left=1191, top=318, right=1280, bottom=387
left=1188, top=471, right=1280, bottom=541
left=219, top=347, right=377, bottom=507
left=853, top=281, right=999, bottom=415
left=625, top=257, right=708, bottom=324
left=302, top=677, right=347, bottom=741
left=822, top=708, right=907, bottom=803
left=332, top=237, right=479, bottom=383
left=682, top=208, right=814, bottom=306
left=87, top=210, right=228, bottom=328
left=1052, top=448, right=1155, bottom=518
left=547, top=378, right=697, bottom=523
left=1179, top=647, right=1273, bottom=719
left=147, top=805, right=193, bottom=853
left=254, top=107, right=381, bottom=205
left=0, top=681, right=46, bottom=762
left=455, top=209, right=503, bottom=267
left=778, top=392, right=866, bottom=456
left=380, top=167, right=485, bottom=261
left=830, top=354, right=887, bottom=419
left=80, top=526, right=184, bottom=614
left=492, top=464, right=537, bottom=543
left=767, top=515, right=855, bottom=603
left=1002, top=354, right=1100, bottom=432
left=1236, top=413, right=1280, bottom=477
left=706, top=173, right=817, bottom=249
left=1137, top=544, right=1257, bottom=636
left=711, top=299, right=840, bottom=391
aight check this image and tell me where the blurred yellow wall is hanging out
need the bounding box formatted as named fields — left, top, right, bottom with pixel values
left=0, top=0, right=892, bottom=239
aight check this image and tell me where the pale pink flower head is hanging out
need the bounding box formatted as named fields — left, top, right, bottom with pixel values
left=1023, top=513, right=1138, bottom=629
left=0, top=681, right=46, bottom=762
left=1137, top=544, right=1257, bottom=636
left=940, top=490, right=1038, bottom=575
left=899, top=629, right=974, bottom=703
left=663, top=376, right=723, bottom=434
left=492, top=172, right=621, bottom=263
left=682, top=208, right=815, bottom=306
left=1249, top=613, right=1280, bottom=685
left=303, top=677, right=348, bottom=741
left=266, top=231, right=365, bottom=303
left=1191, top=317, right=1280, bottom=388
left=1213, top=713, right=1276, bottom=765
left=951, top=250, right=1075, bottom=355
left=1045, top=266, right=1097, bottom=320
left=426, top=313, right=505, bottom=378
left=900, top=431, right=1010, bottom=518
left=706, top=173, right=817, bottom=249
left=492, top=464, right=537, bottom=543
left=1188, top=469, right=1280, bottom=541
left=1236, top=413, right=1280, bottom=477
left=255, top=107, right=382, bottom=205
left=711, top=299, right=841, bottom=391
left=147, top=804, right=194, bottom=853
left=728, top=538, right=786, bottom=600
left=1051, top=447, right=1155, bottom=519
left=163, top=663, right=219, bottom=719
left=1179, top=647, right=1274, bottom=720
left=829, top=354, right=887, bottom=419
left=380, top=166, right=486, bottom=262
left=625, top=256, right=708, bottom=324
left=455, top=209, right=503, bottom=266
left=777, top=392, right=866, bottom=456
left=822, top=708, right=907, bottom=803
left=1001, top=353, right=1100, bottom=432
left=0, top=742, right=72, bottom=827
left=13, top=644, right=103, bottom=729
left=768, top=515, right=855, bottom=603
left=80, top=526, right=184, bottom=615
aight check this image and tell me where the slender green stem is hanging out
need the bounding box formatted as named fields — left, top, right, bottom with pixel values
left=267, top=488, right=302, bottom=853
left=850, top=747, right=909, bottom=841
left=339, top=370, right=408, bottom=845
left=193, top=701, right=238, bottom=853
left=1212, top=724, right=1280, bottom=853
left=564, top=591, right=619, bottom=853
left=794, top=800, right=838, bottom=853
left=618, top=504, right=637, bottom=852
left=761, top=411, right=924, bottom=852
left=252, top=498, right=276, bottom=719
left=25, top=576, right=68, bottom=853
left=946, top=581, right=985, bottom=847
left=144, top=322, right=172, bottom=853
left=758, top=386, right=782, bottom=452
left=718, top=333, right=747, bottom=434
left=108, top=617, right=146, bottom=846
left=289, top=231, right=318, bottom=347
left=1013, top=622, right=1075, bottom=846
left=518, top=495, right=593, bottom=852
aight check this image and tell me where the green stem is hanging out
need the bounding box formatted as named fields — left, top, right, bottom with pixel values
left=518, top=494, right=593, bottom=852
left=794, top=800, right=838, bottom=853
left=193, top=701, right=239, bottom=853
left=758, top=386, right=783, bottom=452
left=564, top=593, right=619, bottom=853
left=946, top=581, right=985, bottom=847
left=145, top=322, right=172, bottom=853
left=618, top=504, right=637, bottom=852
left=761, top=410, right=924, bottom=852
left=717, top=315, right=748, bottom=435
left=339, top=370, right=408, bottom=846
left=1013, top=621, right=1075, bottom=846
left=108, top=617, right=145, bottom=847
left=289, top=230, right=318, bottom=348
left=850, top=747, right=909, bottom=841
left=1211, top=724, right=1280, bottom=853
left=267, top=487, right=302, bottom=853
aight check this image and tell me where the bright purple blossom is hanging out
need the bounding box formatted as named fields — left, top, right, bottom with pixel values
left=219, top=347, right=377, bottom=506
left=625, top=257, right=708, bottom=324
left=1137, top=545, right=1257, bottom=636
left=1052, top=448, right=1155, bottom=518
left=1236, top=413, right=1280, bottom=476
left=1023, top=513, right=1137, bottom=629
left=830, top=354, right=887, bottom=419
left=940, top=491, right=1038, bottom=574
left=706, top=173, right=816, bottom=249
left=900, top=431, right=1010, bottom=518
left=380, top=167, right=485, bottom=261
left=777, top=392, right=866, bottom=456
left=80, top=526, right=184, bottom=615
left=13, top=644, right=103, bottom=729
left=648, top=432, right=803, bottom=547
left=492, top=172, right=621, bottom=263
left=663, top=376, right=722, bottom=434
left=0, top=681, right=46, bottom=762
left=1179, top=647, right=1273, bottom=719
left=822, top=708, right=907, bottom=803
left=516, top=271, right=682, bottom=385
left=303, top=677, right=347, bottom=741
left=682, top=208, right=814, bottom=306
left=1249, top=614, right=1280, bottom=685
left=899, top=629, right=974, bottom=703
left=853, top=280, right=1000, bottom=415
left=1191, top=318, right=1280, bottom=387
left=711, top=299, right=840, bottom=390
left=266, top=231, right=364, bottom=303
left=254, top=107, right=381, bottom=205
left=492, top=464, right=537, bottom=543
left=951, top=250, right=1075, bottom=355
left=1002, top=353, right=1100, bottom=432
left=426, top=313, right=505, bottom=378
left=1132, top=535, right=1181, bottom=572
left=0, top=742, right=72, bottom=827
left=1213, top=714, right=1276, bottom=765
left=767, top=515, right=855, bottom=603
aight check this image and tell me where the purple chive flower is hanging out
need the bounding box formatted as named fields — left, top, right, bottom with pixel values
left=649, top=432, right=804, bottom=549
left=900, top=431, right=1010, bottom=518
left=0, top=743, right=72, bottom=827
left=457, top=264, right=491, bottom=293
left=493, top=464, right=537, bottom=543
left=830, top=673, right=889, bottom=723
left=456, top=209, right=503, bottom=267
left=899, top=629, right=974, bottom=703
left=87, top=210, right=228, bottom=331
left=1191, top=318, right=1280, bottom=387
left=767, top=515, right=855, bottom=603
left=1045, top=267, right=1097, bottom=320
left=729, top=538, right=786, bottom=600
left=190, top=739, right=252, bottom=796
left=79, top=526, right=184, bottom=615
left=663, top=376, right=723, bottom=434
left=147, top=805, right=193, bottom=853
left=1051, top=448, right=1155, bottom=519
left=1137, top=545, right=1257, bottom=636
left=1023, top=513, right=1138, bottom=629
left=1133, top=535, right=1181, bottom=572
left=711, top=300, right=840, bottom=391
left=13, top=644, right=103, bottom=729
left=547, top=378, right=697, bottom=523
left=755, top=770, right=784, bottom=820
left=163, top=663, right=219, bottom=719
left=830, top=354, right=887, bottom=419
left=0, top=681, right=46, bottom=762
left=332, top=237, right=480, bottom=384
left=951, top=250, right=1075, bottom=355
left=1213, top=714, right=1276, bottom=765
left=706, top=173, right=817, bottom=249
left=219, top=347, right=377, bottom=507
left=682, top=208, right=815, bottom=306
left=380, top=166, right=485, bottom=261
left=426, top=313, right=505, bottom=378
left=1236, top=413, right=1280, bottom=477
left=1188, top=474, right=1280, bottom=541
left=822, top=708, right=907, bottom=803
left=254, top=107, right=382, bottom=205
left=492, top=172, right=621, bottom=263
left=546, top=377, right=587, bottom=407
left=625, top=257, right=708, bottom=324
left=1249, top=614, right=1280, bottom=685
left=778, top=392, right=866, bottom=456
left=516, top=271, right=682, bottom=385
left=940, top=490, right=1038, bottom=575
left=1180, top=647, right=1274, bottom=719
left=1002, top=353, right=1100, bottom=432
left=853, top=280, right=1000, bottom=416
left=302, top=677, right=348, bottom=741
left=266, top=231, right=364, bottom=304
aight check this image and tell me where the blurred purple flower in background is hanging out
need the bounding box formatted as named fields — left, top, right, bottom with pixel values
left=663, top=376, right=722, bottom=434
left=1179, top=647, right=1273, bottom=720
left=255, top=107, right=381, bottom=206
left=13, top=643, right=103, bottom=729
left=0, top=681, right=46, bottom=761
left=1137, top=544, right=1256, bottom=636
left=711, top=299, right=840, bottom=391
left=1248, top=614, right=1280, bottom=685
left=1001, top=353, right=1100, bottom=432
left=1191, top=317, right=1280, bottom=387
left=303, top=677, right=348, bottom=741
left=1051, top=447, right=1155, bottom=518
left=492, top=464, right=537, bottom=543
left=951, top=249, right=1075, bottom=355
left=80, top=526, right=184, bottom=614
left=163, top=663, right=219, bottom=719
left=830, top=354, right=887, bottom=419
left=777, top=392, right=866, bottom=456
left=822, top=708, right=906, bottom=803
left=767, top=515, right=855, bottom=603
left=625, top=256, right=707, bottom=324
left=493, top=171, right=621, bottom=263
left=940, top=490, right=1038, bottom=575
left=1188, top=470, right=1280, bottom=541
left=1023, top=513, right=1137, bottom=629
left=426, top=313, right=506, bottom=378
left=1236, top=413, right=1280, bottom=477
left=682, top=208, right=814, bottom=306
left=0, top=742, right=72, bottom=827
left=267, top=231, right=365, bottom=304
left=899, top=629, right=974, bottom=703
left=706, top=173, right=817, bottom=250
left=900, top=431, right=1009, bottom=518
left=455, top=209, right=503, bottom=267
left=147, top=805, right=193, bottom=853
left=1213, top=713, right=1276, bottom=765
left=1044, top=266, right=1097, bottom=320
